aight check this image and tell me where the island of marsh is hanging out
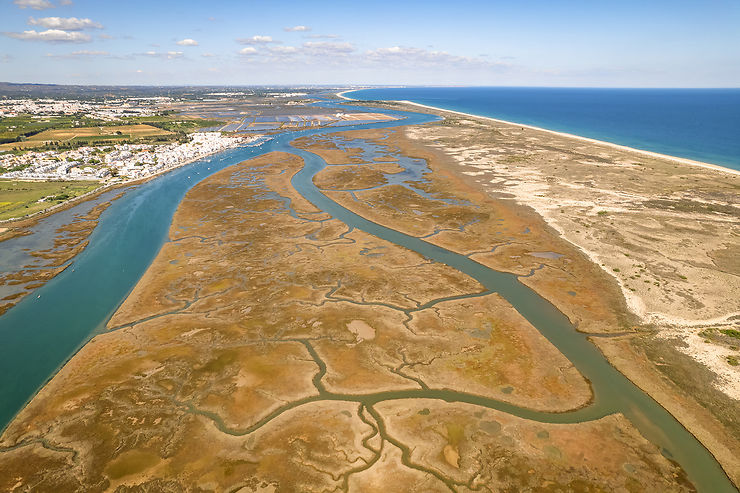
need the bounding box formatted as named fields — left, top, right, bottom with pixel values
left=331, top=103, right=740, bottom=484
left=0, top=186, right=124, bottom=316
left=0, top=148, right=701, bottom=491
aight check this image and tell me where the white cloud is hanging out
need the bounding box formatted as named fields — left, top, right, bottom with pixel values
left=284, top=25, right=310, bottom=32
left=268, top=45, right=297, bottom=54
left=3, top=29, right=91, bottom=43
left=28, top=16, right=103, bottom=30
left=201, top=52, right=216, bottom=57
left=70, top=49, right=106, bottom=55
left=236, top=42, right=354, bottom=64
left=176, top=38, right=198, bottom=46
left=305, top=33, right=339, bottom=39
left=229, top=39, right=502, bottom=75
left=45, top=49, right=109, bottom=58
left=302, top=41, right=354, bottom=55
left=59, top=0, right=73, bottom=5
left=13, top=0, right=54, bottom=10
left=142, top=50, right=184, bottom=59
left=238, top=35, right=277, bottom=45
left=364, top=46, right=505, bottom=69
left=1, top=54, right=13, bottom=62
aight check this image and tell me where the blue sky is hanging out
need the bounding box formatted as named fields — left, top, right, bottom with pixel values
left=1, top=0, right=739, bottom=87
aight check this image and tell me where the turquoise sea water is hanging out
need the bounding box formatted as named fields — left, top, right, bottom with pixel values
left=347, top=87, right=740, bottom=171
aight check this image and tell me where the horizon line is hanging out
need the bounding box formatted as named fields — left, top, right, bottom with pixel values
left=1, top=82, right=740, bottom=90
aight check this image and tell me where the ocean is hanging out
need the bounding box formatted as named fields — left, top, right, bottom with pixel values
left=346, top=87, right=740, bottom=171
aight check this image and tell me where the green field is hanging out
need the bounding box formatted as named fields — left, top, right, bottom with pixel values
left=122, top=114, right=225, bottom=132
left=0, top=123, right=178, bottom=151
left=0, top=179, right=101, bottom=221
left=0, top=115, right=112, bottom=145
left=0, top=113, right=225, bottom=152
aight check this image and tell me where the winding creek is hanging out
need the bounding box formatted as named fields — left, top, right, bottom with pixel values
left=0, top=100, right=736, bottom=492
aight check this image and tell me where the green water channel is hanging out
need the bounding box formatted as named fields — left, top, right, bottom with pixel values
left=281, top=139, right=737, bottom=492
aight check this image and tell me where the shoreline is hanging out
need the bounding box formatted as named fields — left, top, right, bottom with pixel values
left=335, top=90, right=357, bottom=100
left=334, top=100, right=740, bottom=485
left=338, top=91, right=740, bottom=177
left=0, top=137, right=255, bottom=228
left=342, top=90, right=740, bottom=334
left=0, top=181, right=117, bottom=227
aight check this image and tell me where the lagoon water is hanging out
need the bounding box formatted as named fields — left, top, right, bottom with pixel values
left=347, top=87, right=740, bottom=171
left=0, top=103, right=418, bottom=433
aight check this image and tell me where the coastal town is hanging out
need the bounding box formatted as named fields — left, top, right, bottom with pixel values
left=0, top=89, right=403, bottom=223
left=0, top=94, right=262, bottom=186
left=0, top=131, right=259, bottom=181
left=0, top=96, right=161, bottom=120
left=0, top=88, right=400, bottom=174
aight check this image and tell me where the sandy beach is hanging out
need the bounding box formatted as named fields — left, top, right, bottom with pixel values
left=315, top=107, right=740, bottom=483
left=392, top=106, right=738, bottom=389
left=338, top=91, right=740, bottom=177
left=337, top=93, right=740, bottom=386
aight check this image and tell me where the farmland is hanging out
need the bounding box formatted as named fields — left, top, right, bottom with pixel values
left=0, top=124, right=173, bottom=151
left=122, top=114, right=225, bottom=133
left=0, top=115, right=112, bottom=145
left=0, top=113, right=226, bottom=152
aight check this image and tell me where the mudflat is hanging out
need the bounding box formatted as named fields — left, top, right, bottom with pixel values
left=0, top=148, right=695, bottom=491
left=334, top=105, right=740, bottom=483
left=0, top=192, right=122, bottom=316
